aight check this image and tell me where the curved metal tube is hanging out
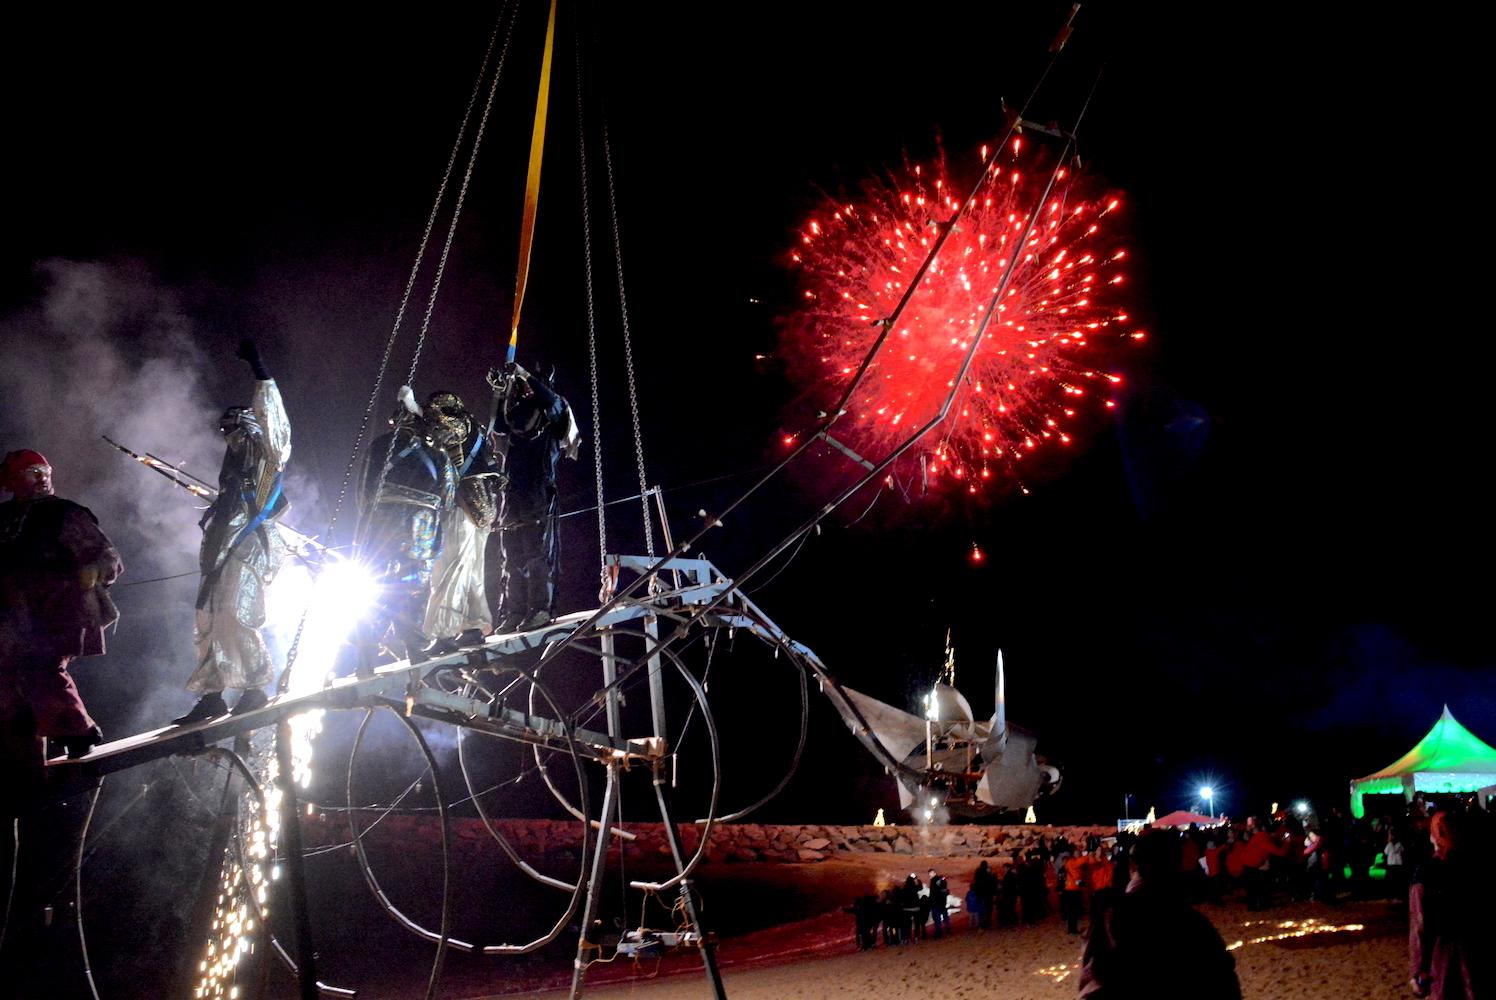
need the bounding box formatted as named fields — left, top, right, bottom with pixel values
left=453, top=675, right=579, bottom=893
left=601, top=627, right=720, bottom=894
left=462, top=659, right=591, bottom=954
left=75, top=780, right=103, bottom=1000
left=346, top=663, right=591, bottom=956
left=521, top=624, right=722, bottom=891
left=701, top=640, right=810, bottom=823
left=389, top=708, right=453, bottom=1000
left=346, top=709, right=475, bottom=953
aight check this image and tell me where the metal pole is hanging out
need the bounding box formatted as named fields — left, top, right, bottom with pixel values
left=651, top=766, right=727, bottom=1000
left=568, top=764, right=618, bottom=1000
left=599, top=629, right=621, bottom=738
left=646, top=486, right=673, bottom=747
left=274, top=721, right=320, bottom=1000
left=649, top=486, right=680, bottom=593
left=645, top=616, right=666, bottom=741
left=572, top=626, right=626, bottom=997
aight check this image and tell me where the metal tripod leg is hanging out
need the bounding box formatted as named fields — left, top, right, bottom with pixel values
left=652, top=765, right=727, bottom=1000
left=568, top=761, right=619, bottom=1000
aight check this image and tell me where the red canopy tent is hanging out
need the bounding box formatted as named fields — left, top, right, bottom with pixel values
left=1151, top=809, right=1222, bottom=828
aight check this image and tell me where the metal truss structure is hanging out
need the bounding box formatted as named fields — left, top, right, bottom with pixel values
left=42, top=554, right=898, bottom=1000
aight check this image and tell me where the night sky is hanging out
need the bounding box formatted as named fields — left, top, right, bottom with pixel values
left=4, top=0, right=1492, bottom=831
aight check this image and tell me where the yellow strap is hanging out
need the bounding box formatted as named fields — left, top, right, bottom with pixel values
left=508, top=0, right=558, bottom=361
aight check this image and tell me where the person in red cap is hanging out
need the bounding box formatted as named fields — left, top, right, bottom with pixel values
left=0, top=448, right=122, bottom=787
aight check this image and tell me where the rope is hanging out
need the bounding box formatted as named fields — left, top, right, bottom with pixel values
left=576, top=23, right=609, bottom=572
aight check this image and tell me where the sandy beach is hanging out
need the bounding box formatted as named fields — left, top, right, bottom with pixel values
left=483, top=854, right=1408, bottom=1000
left=511, top=902, right=1406, bottom=1000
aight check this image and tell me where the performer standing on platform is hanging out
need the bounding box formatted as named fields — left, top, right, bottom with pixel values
left=421, top=390, right=503, bottom=649
left=359, top=388, right=458, bottom=661
left=0, top=449, right=121, bottom=780
left=174, top=340, right=291, bottom=725
left=487, top=362, right=579, bottom=633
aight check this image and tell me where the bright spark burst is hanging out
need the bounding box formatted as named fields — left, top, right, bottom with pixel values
left=782, top=140, right=1138, bottom=494
left=197, top=554, right=379, bottom=998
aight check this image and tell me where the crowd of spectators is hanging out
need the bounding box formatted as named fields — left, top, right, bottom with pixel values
left=842, top=792, right=1494, bottom=999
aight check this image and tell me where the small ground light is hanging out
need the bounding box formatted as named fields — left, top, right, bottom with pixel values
left=969, top=543, right=984, bottom=564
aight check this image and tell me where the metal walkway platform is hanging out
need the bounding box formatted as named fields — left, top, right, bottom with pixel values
left=45, top=561, right=735, bottom=790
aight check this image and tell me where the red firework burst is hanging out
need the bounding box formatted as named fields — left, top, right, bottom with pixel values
left=781, top=138, right=1140, bottom=495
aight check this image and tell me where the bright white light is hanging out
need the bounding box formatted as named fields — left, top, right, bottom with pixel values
left=1200, top=786, right=1214, bottom=800
left=926, top=687, right=940, bottom=720
left=306, top=557, right=382, bottom=641
left=267, top=555, right=380, bottom=692
left=1294, top=800, right=1310, bottom=815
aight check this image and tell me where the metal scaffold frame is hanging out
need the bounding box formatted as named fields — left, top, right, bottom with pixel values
left=45, top=553, right=844, bottom=999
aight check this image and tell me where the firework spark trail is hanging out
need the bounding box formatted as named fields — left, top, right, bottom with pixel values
left=783, top=138, right=1142, bottom=495
left=193, top=559, right=376, bottom=998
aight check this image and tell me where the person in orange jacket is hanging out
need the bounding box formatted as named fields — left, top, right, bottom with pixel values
left=1062, top=848, right=1090, bottom=934
left=1088, top=844, right=1117, bottom=928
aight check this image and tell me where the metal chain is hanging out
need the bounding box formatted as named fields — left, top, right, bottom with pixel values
left=332, top=1, right=512, bottom=553
left=599, top=116, right=654, bottom=558
left=575, top=24, right=608, bottom=574
left=367, top=0, right=519, bottom=524
left=278, top=1, right=517, bottom=687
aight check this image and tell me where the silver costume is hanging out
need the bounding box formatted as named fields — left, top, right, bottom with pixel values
left=423, top=503, right=492, bottom=639
left=188, top=379, right=291, bottom=694
left=422, top=393, right=501, bottom=640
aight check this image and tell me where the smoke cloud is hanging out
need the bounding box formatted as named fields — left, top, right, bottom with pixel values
left=1, top=259, right=235, bottom=730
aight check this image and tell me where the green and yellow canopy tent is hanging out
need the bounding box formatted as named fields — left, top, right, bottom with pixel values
left=1349, top=705, right=1496, bottom=818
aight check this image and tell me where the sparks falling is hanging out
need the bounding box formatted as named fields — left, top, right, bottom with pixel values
left=194, top=556, right=375, bottom=998
left=782, top=139, right=1139, bottom=494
